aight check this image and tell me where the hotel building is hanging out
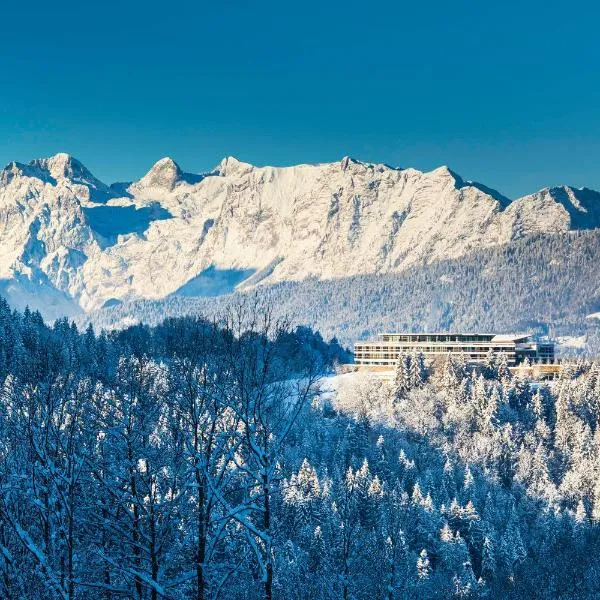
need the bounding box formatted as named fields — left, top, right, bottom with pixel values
left=353, top=333, right=555, bottom=368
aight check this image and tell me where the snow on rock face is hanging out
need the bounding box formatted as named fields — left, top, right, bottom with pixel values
left=30, top=152, right=89, bottom=181
left=1, top=152, right=599, bottom=315
left=214, top=156, right=255, bottom=178
left=133, top=157, right=184, bottom=192
left=29, top=153, right=115, bottom=203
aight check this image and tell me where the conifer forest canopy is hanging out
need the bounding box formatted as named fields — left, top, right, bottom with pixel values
left=1, top=298, right=600, bottom=598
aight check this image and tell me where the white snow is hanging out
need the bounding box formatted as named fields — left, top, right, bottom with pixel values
left=556, top=335, right=587, bottom=349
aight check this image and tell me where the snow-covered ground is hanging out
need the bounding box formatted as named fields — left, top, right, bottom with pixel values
left=318, top=371, right=398, bottom=426
left=556, top=335, right=587, bottom=350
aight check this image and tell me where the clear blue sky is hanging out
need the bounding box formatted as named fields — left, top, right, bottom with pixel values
left=1, top=0, right=598, bottom=198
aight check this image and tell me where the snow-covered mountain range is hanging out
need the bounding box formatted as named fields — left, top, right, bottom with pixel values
left=1, top=152, right=600, bottom=318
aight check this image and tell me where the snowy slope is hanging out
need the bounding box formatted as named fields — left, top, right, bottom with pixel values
left=1, top=152, right=600, bottom=314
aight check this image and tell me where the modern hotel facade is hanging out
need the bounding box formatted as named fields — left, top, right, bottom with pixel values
left=354, top=333, right=555, bottom=368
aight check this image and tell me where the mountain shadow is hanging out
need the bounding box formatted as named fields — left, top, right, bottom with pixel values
left=172, top=266, right=256, bottom=297
left=84, top=202, right=173, bottom=247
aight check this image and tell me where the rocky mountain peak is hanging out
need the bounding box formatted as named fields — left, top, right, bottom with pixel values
left=340, top=156, right=359, bottom=171
left=0, top=153, right=114, bottom=203
left=30, top=153, right=91, bottom=182
left=215, top=156, right=254, bottom=177
left=544, top=185, right=600, bottom=229
left=135, top=157, right=184, bottom=191
left=0, top=161, right=33, bottom=186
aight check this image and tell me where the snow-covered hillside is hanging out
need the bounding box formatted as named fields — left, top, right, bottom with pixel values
left=2, top=152, right=600, bottom=315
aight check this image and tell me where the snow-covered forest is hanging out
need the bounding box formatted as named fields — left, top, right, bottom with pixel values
left=81, top=231, right=600, bottom=354
left=2, top=298, right=600, bottom=598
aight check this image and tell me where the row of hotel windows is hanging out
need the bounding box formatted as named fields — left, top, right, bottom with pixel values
left=381, top=335, right=497, bottom=343
left=355, top=352, right=555, bottom=364
left=355, top=354, right=515, bottom=361
left=356, top=356, right=516, bottom=366
left=354, top=345, right=513, bottom=354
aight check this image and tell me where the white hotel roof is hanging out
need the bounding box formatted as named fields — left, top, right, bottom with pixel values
left=490, top=334, right=530, bottom=343
left=378, top=333, right=530, bottom=340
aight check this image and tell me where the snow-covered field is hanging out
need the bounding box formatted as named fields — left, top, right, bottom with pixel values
left=556, top=335, right=587, bottom=350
